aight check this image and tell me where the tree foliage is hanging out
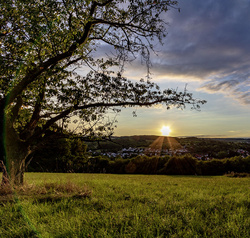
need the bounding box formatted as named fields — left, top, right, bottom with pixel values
left=0, top=0, right=206, bottom=184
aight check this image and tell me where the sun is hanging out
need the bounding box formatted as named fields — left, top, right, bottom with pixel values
left=161, top=126, right=171, bottom=136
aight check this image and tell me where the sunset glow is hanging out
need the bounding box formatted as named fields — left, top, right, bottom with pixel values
left=112, top=0, right=250, bottom=138
left=161, top=126, right=171, bottom=136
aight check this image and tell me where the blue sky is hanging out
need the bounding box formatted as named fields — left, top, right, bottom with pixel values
left=112, top=0, right=250, bottom=137
left=76, top=0, right=250, bottom=137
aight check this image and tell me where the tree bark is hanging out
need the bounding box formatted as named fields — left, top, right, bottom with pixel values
left=6, top=136, right=30, bottom=185
left=0, top=107, right=5, bottom=162
left=3, top=117, right=31, bottom=185
left=0, top=160, right=10, bottom=186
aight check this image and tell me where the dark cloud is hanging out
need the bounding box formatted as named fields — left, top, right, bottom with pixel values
left=85, top=0, right=250, bottom=105
left=203, top=80, right=241, bottom=92
left=149, top=0, right=250, bottom=104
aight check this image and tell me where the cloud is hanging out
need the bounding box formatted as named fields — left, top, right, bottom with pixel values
left=147, top=0, right=250, bottom=104
left=199, top=69, right=250, bottom=104
left=79, top=0, right=250, bottom=105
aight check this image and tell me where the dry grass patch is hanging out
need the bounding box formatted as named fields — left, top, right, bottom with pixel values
left=0, top=181, right=91, bottom=204
left=224, top=172, right=250, bottom=178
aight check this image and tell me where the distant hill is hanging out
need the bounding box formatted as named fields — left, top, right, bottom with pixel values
left=86, top=135, right=250, bottom=155
left=211, top=138, right=250, bottom=143
left=113, top=135, right=250, bottom=144
left=87, top=135, right=182, bottom=152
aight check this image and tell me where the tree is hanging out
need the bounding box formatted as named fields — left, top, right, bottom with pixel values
left=0, top=0, right=206, bottom=185
left=28, top=135, right=88, bottom=172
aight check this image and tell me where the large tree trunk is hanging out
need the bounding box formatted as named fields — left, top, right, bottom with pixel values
left=6, top=136, right=30, bottom=185
left=0, top=107, right=9, bottom=185
left=3, top=120, right=31, bottom=186
left=0, top=107, right=6, bottom=164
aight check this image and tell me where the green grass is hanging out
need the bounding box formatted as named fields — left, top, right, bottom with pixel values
left=0, top=173, right=250, bottom=237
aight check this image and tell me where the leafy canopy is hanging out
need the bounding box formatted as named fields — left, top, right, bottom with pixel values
left=0, top=0, right=206, bottom=143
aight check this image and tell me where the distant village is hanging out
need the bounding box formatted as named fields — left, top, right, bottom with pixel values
left=89, top=146, right=250, bottom=160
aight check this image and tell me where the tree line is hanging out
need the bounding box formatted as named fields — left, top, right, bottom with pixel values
left=28, top=138, right=250, bottom=175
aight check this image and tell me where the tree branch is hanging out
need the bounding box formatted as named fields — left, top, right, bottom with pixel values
left=92, top=18, right=160, bottom=34
left=21, top=81, right=46, bottom=139
left=1, top=0, right=105, bottom=108
left=28, top=97, right=171, bottom=142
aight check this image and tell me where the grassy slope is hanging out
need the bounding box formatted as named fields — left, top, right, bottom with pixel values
left=0, top=173, right=249, bottom=238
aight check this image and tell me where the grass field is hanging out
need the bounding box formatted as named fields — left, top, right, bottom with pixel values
left=0, top=173, right=249, bottom=237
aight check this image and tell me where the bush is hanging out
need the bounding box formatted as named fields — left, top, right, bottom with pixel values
left=108, top=158, right=130, bottom=174
left=159, top=154, right=199, bottom=175
left=198, top=156, right=250, bottom=175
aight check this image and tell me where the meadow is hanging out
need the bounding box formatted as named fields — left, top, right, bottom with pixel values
left=0, top=173, right=249, bottom=238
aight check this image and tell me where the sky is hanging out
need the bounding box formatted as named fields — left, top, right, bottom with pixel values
left=109, top=0, right=250, bottom=138
left=81, top=0, right=250, bottom=138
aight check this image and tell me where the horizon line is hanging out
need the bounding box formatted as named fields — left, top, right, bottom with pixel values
left=112, top=135, right=250, bottom=139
